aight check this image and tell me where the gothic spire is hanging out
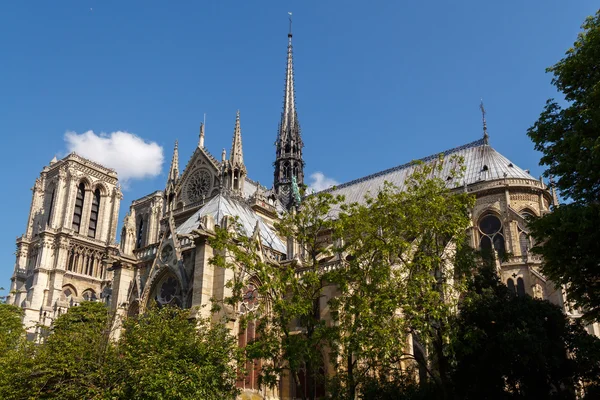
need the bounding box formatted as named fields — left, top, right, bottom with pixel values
left=274, top=15, right=304, bottom=208
left=480, top=100, right=489, bottom=144
left=165, top=140, right=179, bottom=210
left=230, top=110, right=244, bottom=168
left=167, top=140, right=179, bottom=184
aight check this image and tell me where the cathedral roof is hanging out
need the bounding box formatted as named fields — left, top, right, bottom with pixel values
left=321, top=138, right=538, bottom=205
left=176, top=193, right=286, bottom=254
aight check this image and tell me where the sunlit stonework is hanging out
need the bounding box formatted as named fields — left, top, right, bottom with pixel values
left=7, top=23, right=600, bottom=400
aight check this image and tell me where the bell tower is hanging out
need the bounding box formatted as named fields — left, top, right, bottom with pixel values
left=273, top=17, right=304, bottom=208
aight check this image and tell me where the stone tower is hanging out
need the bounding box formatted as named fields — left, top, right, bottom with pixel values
left=273, top=22, right=304, bottom=208
left=7, top=153, right=121, bottom=339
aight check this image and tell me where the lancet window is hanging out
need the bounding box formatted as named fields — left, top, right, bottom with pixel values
left=136, top=217, right=144, bottom=249
left=72, top=183, right=85, bottom=233
left=518, top=210, right=534, bottom=256
left=237, top=283, right=261, bottom=391
left=46, top=186, right=56, bottom=228
left=88, top=189, right=101, bottom=238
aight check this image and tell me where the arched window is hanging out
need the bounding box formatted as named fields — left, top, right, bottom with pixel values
left=237, top=283, right=261, bottom=391
left=62, top=285, right=77, bottom=305
left=507, top=278, right=516, bottom=295
left=67, top=248, right=76, bottom=271
left=46, top=186, right=56, bottom=228
left=283, top=162, right=291, bottom=180
left=82, top=289, right=97, bottom=301
left=518, top=210, right=534, bottom=256
left=478, top=214, right=505, bottom=257
left=517, top=277, right=526, bottom=297
left=88, top=189, right=101, bottom=238
left=136, top=217, right=144, bottom=249
left=72, top=183, right=86, bottom=233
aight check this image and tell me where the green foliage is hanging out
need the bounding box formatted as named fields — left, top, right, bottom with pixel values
left=328, top=158, right=476, bottom=399
left=113, top=306, right=240, bottom=400
left=0, top=302, right=240, bottom=400
left=28, top=301, right=114, bottom=399
left=527, top=10, right=600, bottom=321
left=209, top=192, right=345, bottom=400
left=0, top=303, right=25, bottom=353
left=0, top=304, right=33, bottom=400
left=453, top=267, right=600, bottom=399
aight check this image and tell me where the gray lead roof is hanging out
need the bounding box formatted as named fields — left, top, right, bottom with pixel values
left=321, top=138, right=538, bottom=205
left=176, top=193, right=287, bottom=254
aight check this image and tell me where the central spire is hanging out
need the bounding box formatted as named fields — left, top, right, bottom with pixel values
left=274, top=14, right=304, bottom=208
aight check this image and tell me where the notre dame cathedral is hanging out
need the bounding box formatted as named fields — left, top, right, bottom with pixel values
left=7, top=25, right=600, bottom=400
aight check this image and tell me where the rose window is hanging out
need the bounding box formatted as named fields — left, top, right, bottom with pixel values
left=239, top=283, right=258, bottom=313
left=154, top=275, right=182, bottom=307
left=186, top=170, right=212, bottom=202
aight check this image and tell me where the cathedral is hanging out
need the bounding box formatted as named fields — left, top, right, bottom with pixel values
left=7, top=24, right=599, bottom=400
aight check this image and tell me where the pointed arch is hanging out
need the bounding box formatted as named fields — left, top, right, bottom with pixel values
left=45, top=183, right=56, bottom=228
left=88, top=188, right=101, bottom=238
left=516, top=277, right=526, bottom=297
left=72, top=182, right=86, bottom=233
left=477, top=211, right=505, bottom=258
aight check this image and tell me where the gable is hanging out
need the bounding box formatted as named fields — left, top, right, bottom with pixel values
left=177, top=147, right=222, bottom=206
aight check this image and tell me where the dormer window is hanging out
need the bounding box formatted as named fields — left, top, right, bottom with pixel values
left=482, top=165, right=489, bottom=172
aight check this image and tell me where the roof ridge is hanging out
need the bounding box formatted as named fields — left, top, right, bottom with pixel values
left=320, top=138, right=486, bottom=193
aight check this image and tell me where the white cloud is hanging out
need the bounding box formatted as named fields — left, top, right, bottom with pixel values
left=307, top=172, right=339, bottom=193
left=64, top=130, right=164, bottom=187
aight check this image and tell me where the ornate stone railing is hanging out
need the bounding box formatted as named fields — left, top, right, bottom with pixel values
left=133, top=244, right=158, bottom=260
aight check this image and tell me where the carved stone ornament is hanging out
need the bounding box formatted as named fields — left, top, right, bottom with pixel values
left=186, top=169, right=212, bottom=202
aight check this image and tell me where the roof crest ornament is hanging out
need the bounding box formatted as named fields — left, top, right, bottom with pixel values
left=198, top=113, right=206, bottom=148
left=480, top=99, right=489, bottom=145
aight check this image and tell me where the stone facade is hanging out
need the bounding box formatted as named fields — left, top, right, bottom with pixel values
left=7, top=153, right=121, bottom=339
left=8, top=25, right=600, bottom=400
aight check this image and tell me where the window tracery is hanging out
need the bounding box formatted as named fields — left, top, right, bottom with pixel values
left=82, top=289, right=97, bottom=301
left=518, top=210, right=534, bottom=256
left=478, top=214, right=505, bottom=257
left=237, top=282, right=261, bottom=391
left=66, top=245, right=103, bottom=278
left=152, top=274, right=182, bottom=307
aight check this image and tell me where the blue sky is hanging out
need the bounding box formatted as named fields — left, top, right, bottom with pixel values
left=0, top=1, right=597, bottom=290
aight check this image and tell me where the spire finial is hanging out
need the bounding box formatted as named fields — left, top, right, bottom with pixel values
left=166, top=140, right=180, bottom=195
left=288, top=11, right=292, bottom=38
left=480, top=99, right=489, bottom=144
left=230, top=110, right=244, bottom=168
left=198, top=113, right=206, bottom=148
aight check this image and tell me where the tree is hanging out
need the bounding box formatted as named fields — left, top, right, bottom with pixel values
left=112, top=305, right=241, bottom=400
left=0, top=304, right=33, bottom=400
left=527, top=10, right=600, bottom=321
left=209, top=192, right=344, bottom=400
left=453, top=266, right=600, bottom=399
left=329, top=158, right=476, bottom=400
left=27, top=301, right=115, bottom=399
